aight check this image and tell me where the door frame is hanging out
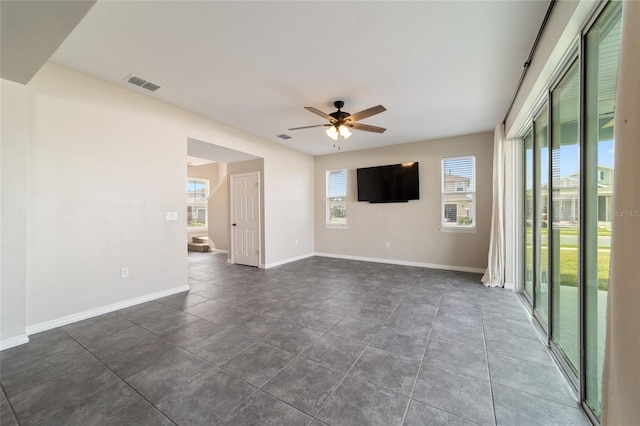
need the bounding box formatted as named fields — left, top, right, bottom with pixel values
left=229, top=171, right=262, bottom=267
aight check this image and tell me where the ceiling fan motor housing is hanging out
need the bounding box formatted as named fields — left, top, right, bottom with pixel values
left=330, top=101, right=350, bottom=124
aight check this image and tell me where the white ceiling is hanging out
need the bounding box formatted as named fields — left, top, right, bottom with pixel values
left=50, top=0, right=550, bottom=157
left=0, top=0, right=95, bottom=84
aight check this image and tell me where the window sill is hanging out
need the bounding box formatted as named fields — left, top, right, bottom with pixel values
left=440, top=226, right=477, bottom=233
left=325, top=224, right=348, bottom=229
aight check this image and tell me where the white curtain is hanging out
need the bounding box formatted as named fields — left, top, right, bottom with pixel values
left=602, top=1, right=640, bottom=424
left=481, top=122, right=505, bottom=288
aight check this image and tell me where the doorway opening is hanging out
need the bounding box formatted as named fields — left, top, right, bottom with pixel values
left=186, top=137, right=263, bottom=266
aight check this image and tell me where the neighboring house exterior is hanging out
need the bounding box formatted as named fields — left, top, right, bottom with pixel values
left=443, top=173, right=473, bottom=224
left=552, top=165, right=613, bottom=223
left=528, top=165, right=614, bottom=225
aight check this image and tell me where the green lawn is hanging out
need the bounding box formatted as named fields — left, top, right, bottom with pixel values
left=531, top=226, right=612, bottom=236
left=525, top=246, right=610, bottom=291
left=555, top=248, right=610, bottom=291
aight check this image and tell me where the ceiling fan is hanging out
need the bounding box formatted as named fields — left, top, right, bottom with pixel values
left=288, top=101, right=387, bottom=141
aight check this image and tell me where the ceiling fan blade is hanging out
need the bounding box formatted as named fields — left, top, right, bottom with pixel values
left=345, top=105, right=386, bottom=123
left=288, top=124, right=330, bottom=131
left=348, top=122, right=387, bottom=133
left=304, top=107, right=336, bottom=122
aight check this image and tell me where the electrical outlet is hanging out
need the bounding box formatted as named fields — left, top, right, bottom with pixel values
left=165, top=212, right=178, bottom=221
left=295, top=240, right=299, bottom=246
left=121, top=267, right=129, bottom=278
left=385, top=241, right=391, bottom=248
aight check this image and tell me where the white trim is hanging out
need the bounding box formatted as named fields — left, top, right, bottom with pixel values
left=314, top=252, right=486, bottom=274
left=25, top=284, right=189, bottom=336
left=0, top=334, right=29, bottom=351
left=325, top=224, right=348, bottom=229
left=511, top=136, right=524, bottom=293
left=504, top=282, right=515, bottom=290
left=439, top=226, right=477, bottom=233
left=263, top=252, right=315, bottom=269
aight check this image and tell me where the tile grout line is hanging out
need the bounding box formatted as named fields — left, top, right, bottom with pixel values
left=1, top=382, right=22, bottom=426
left=12, top=258, right=513, bottom=426
left=308, top=274, right=420, bottom=424
left=89, top=318, right=270, bottom=425
left=71, top=287, right=309, bottom=425
left=401, top=280, right=495, bottom=426
left=398, top=274, right=441, bottom=426
left=61, top=333, right=179, bottom=426
left=479, top=289, right=499, bottom=426
left=480, top=292, right=586, bottom=414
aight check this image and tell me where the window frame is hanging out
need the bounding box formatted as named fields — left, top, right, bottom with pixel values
left=325, top=168, right=347, bottom=228
left=440, top=155, right=477, bottom=232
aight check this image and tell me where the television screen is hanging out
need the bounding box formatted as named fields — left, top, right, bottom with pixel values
left=357, top=162, right=419, bottom=203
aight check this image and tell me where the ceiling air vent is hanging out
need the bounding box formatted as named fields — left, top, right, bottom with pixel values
left=277, top=134, right=292, bottom=140
left=126, top=74, right=161, bottom=92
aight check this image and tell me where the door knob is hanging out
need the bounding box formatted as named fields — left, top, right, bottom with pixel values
left=232, top=223, right=237, bottom=226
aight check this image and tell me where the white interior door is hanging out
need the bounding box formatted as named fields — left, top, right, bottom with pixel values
left=230, top=172, right=260, bottom=267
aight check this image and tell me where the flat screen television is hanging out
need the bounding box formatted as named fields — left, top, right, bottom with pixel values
left=357, top=162, right=419, bottom=203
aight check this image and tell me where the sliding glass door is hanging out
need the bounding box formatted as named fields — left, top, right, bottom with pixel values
left=550, top=60, right=580, bottom=374
left=533, top=106, right=549, bottom=328
left=523, top=131, right=534, bottom=301
left=584, top=1, right=621, bottom=418
left=519, top=1, right=622, bottom=422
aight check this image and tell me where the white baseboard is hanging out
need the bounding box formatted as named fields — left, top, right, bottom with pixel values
left=314, top=252, right=486, bottom=274
left=504, top=282, right=515, bottom=290
left=25, top=284, right=190, bottom=336
left=0, top=334, right=29, bottom=351
left=263, top=252, right=315, bottom=269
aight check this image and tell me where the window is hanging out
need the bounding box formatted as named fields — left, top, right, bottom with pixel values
left=326, top=169, right=347, bottom=226
left=441, top=156, right=475, bottom=229
left=187, top=178, right=208, bottom=228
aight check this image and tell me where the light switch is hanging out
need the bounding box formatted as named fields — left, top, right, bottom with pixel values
left=165, top=212, right=178, bottom=221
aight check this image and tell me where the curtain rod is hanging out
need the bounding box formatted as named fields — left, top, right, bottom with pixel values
left=502, top=0, right=557, bottom=124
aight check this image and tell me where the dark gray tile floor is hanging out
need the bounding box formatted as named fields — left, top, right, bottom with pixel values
left=0, top=253, right=591, bottom=425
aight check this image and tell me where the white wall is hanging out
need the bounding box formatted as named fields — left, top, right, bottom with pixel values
left=209, top=175, right=229, bottom=251
left=263, top=154, right=316, bottom=267
left=1, top=80, right=29, bottom=348
left=4, top=62, right=314, bottom=336
left=314, top=132, right=493, bottom=272
left=26, top=65, right=189, bottom=327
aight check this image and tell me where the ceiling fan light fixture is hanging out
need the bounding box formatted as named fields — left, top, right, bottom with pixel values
left=339, top=125, right=352, bottom=139
left=326, top=126, right=339, bottom=140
